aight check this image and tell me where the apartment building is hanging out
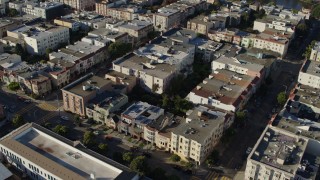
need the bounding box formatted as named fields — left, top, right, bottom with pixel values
left=195, top=40, right=223, bottom=62
left=0, top=123, right=137, bottom=180
left=7, top=24, right=69, bottom=55
left=310, top=41, right=320, bottom=61
left=118, top=20, right=153, bottom=43
left=245, top=126, right=320, bottom=180
left=82, top=28, right=129, bottom=46
left=44, top=64, right=70, bottom=89
left=153, top=8, right=181, bottom=31
left=187, top=68, right=260, bottom=112
left=251, top=29, right=292, bottom=57
left=0, top=18, right=23, bottom=38
left=118, top=101, right=164, bottom=139
left=112, top=37, right=194, bottom=94
left=105, top=70, right=137, bottom=93
left=208, top=28, right=249, bottom=45
left=86, top=92, right=128, bottom=124
left=298, top=60, right=320, bottom=89
left=61, top=73, right=113, bottom=116
left=54, top=18, right=80, bottom=31
left=171, top=106, right=234, bottom=165
left=17, top=71, right=52, bottom=96
left=9, top=1, right=64, bottom=20
left=49, top=41, right=108, bottom=76
left=187, top=15, right=215, bottom=35
left=49, top=0, right=95, bottom=10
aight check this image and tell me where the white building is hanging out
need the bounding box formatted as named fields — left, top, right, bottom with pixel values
left=245, top=126, right=320, bottom=180
left=7, top=24, right=69, bottom=55
left=112, top=39, right=194, bottom=94
left=0, top=123, right=137, bottom=180
left=310, top=41, right=320, bottom=62
left=298, top=60, right=320, bottom=89
left=171, top=106, right=234, bottom=165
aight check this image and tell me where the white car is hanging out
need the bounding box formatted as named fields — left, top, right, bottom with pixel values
left=60, top=116, right=69, bottom=121
left=93, top=131, right=100, bottom=135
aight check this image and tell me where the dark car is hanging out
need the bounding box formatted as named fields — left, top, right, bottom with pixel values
left=142, top=152, right=151, bottom=158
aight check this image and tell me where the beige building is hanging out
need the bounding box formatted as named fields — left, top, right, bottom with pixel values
left=187, top=15, right=214, bottom=35
left=105, top=70, right=137, bottom=93
left=298, top=60, right=320, bottom=89
left=310, top=41, right=320, bottom=61
left=0, top=18, right=23, bottom=38
left=61, top=73, right=113, bottom=116
left=45, top=65, right=70, bottom=89
left=118, top=20, right=153, bottom=43
left=54, top=18, right=80, bottom=31
left=50, top=0, right=95, bottom=10
left=171, top=106, right=234, bottom=165
left=153, top=8, right=181, bottom=31
left=18, top=71, right=52, bottom=96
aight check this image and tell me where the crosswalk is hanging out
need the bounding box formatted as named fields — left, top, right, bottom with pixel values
left=37, top=103, right=57, bottom=111
left=190, top=171, right=232, bottom=180
left=16, top=104, right=35, bottom=115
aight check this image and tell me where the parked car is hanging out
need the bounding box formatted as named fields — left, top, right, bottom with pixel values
left=93, top=131, right=100, bottom=135
left=60, top=116, right=69, bottom=121
left=24, top=99, right=31, bottom=103
left=246, top=147, right=253, bottom=155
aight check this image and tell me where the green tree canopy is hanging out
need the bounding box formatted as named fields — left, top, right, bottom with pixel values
left=83, top=131, right=95, bottom=146
left=8, top=82, right=20, bottom=91
left=277, top=91, right=287, bottom=106
left=170, top=154, right=181, bottom=162
left=98, top=143, right=108, bottom=154
left=129, top=156, right=148, bottom=176
left=108, top=42, right=132, bottom=59
left=12, top=115, right=25, bottom=127
left=45, top=48, right=53, bottom=58
left=150, top=167, right=167, bottom=180
left=53, top=125, right=68, bottom=136
left=8, top=8, right=19, bottom=17
left=311, top=4, right=320, bottom=19
left=14, top=44, right=25, bottom=56
left=122, top=152, right=134, bottom=164
left=304, top=41, right=316, bottom=59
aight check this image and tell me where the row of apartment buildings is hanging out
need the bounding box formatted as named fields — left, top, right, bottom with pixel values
left=244, top=42, right=320, bottom=179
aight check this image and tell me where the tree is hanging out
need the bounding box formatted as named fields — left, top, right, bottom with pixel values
left=12, top=115, right=25, bottom=127
left=277, top=91, right=287, bottom=106
left=113, top=152, right=123, bottom=163
left=311, top=4, right=320, bottom=19
left=122, top=152, right=134, bottom=164
left=98, top=143, right=108, bottom=154
left=292, top=9, right=299, bottom=14
left=8, top=8, right=19, bottom=17
left=108, top=42, right=132, bottom=59
left=14, top=44, right=25, bottom=56
left=236, top=111, right=246, bottom=122
left=74, top=114, right=81, bottom=126
left=45, top=48, right=53, bottom=58
left=185, top=162, right=193, bottom=169
left=53, top=125, right=68, bottom=136
left=304, top=41, right=316, bottom=59
left=170, top=154, right=181, bottom=162
left=130, top=156, right=148, bottom=176
left=296, top=22, right=308, bottom=35
left=8, top=82, right=20, bottom=91
left=83, top=131, right=95, bottom=146
left=162, top=94, right=170, bottom=108
left=205, top=150, right=219, bottom=167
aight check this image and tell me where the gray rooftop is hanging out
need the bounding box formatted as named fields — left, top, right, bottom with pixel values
left=312, top=41, right=320, bottom=52
left=172, top=106, right=228, bottom=144
left=62, top=73, right=113, bottom=97
left=301, top=60, right=320, bottom=77
left=119, top=20, right=152, bottom=31
left=250, top=127, right=307, bottom=174
left=215, top=56, right=265, bottom=73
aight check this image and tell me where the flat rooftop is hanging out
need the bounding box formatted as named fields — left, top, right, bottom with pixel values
left=62, top=73, right=112, bottom=97
left=88, top=28, right=127, bottom=39
left=122, top=101, right=164, bottom=125
left=301, top=60, right=320, bottom=77
left=0, top=123, right=135, bottom=180
left=119, top=20, right=152, bottom=31
left=172, top=106, right=228, bottom=144
left=236, top=48, right=278, bottom=68
left=250, top=127, right=307, bottom=174
left=191, top=69, right=256, bottom=105
left=88, top=91, right=127, bottom=110
left=215, top=56, right=265, bottom=73
left=293, top=84, right=320, bottom=110
left=312, top=41, right=320, bottom=52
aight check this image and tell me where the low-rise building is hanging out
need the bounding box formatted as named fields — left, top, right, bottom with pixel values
left=82, top=28, right=129, bottom=46
left=0, top=18, right=23, bottom=38
left=208, top=28, right=249, bottom=45
left=44, top=64, right=70, bottom=89
left=7, top=24, right=69, bottom=55
left=9, top=1, right=64, bottom=20
left=49, top=0, right=95, bottom=10
left=118, top=101, right=164, bottom=139
left=105, top=70, right=137, bottom=93
left=171, top=106, right=234, bottom=165
left=0, top=123, right=138, bottom=180
left=310, top=41, right=320, bottom=62
left=61, top=73, right=113, bottom=116
left=245, top=126, right=320, bottom=180
left=153, top=8, right=181, bottom=31
left=17, top=71, right=52, bottom=96
left=49, top=41, right=108, bottom=76
left=118, top=20, right=153, bottom=43
left=86, top=92, right=128, bottom=124
left=187, top=15, right=215, bottom=35
left=298, top=60, right=320, bottom=89
left=54, top=18, right=80, bottom=31
left=187, top=68, right=260, bottom=112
